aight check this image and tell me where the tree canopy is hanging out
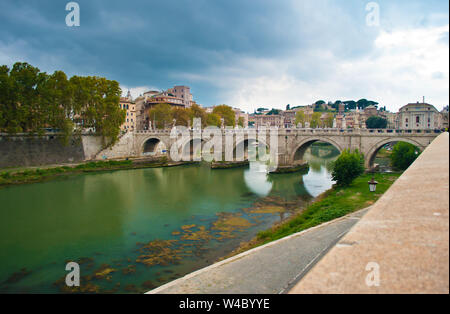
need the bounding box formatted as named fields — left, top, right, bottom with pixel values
left=212, top=105, right=235, bottom=126
left=0, top=62, right=125, bottom=145
left=331, top=149, right=365, bottom=186
left=366, top=116, right=388, bottom=129
left=390, top=142, right=420, bottom=170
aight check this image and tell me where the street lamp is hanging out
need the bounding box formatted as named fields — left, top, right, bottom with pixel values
left=368, top=171, right=378, bottom=192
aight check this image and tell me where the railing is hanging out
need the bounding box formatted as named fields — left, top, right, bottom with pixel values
left=130, top=128, right=443, bottom=136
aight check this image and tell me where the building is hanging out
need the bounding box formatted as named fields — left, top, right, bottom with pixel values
left=232, top=108, right=249, bottom=128
left=249, top=113, right=284, bottom=128
left=382, top=111, right=398, bottom=129
left=397, top=102, right=441, bottom=130
left=282, top=110, right=297, bottom=128
left=119, top=95, right=136, bottom=131
left=167, top=86, right=194, bottom=107
left=441, top=106, right=449, bottom=130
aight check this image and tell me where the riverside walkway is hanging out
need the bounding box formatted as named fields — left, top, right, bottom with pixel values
left=148, top=208, right=369, bottom=294
left=290, top=132, right=449, bottom=294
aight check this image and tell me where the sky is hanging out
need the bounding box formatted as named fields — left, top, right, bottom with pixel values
left=0, top=0, right=448, bottom=112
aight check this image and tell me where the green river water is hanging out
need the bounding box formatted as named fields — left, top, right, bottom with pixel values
left=0, top=144, right=339, bottom=293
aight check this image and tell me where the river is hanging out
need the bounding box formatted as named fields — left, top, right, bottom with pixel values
left=0, top=143, right=339, bottom=293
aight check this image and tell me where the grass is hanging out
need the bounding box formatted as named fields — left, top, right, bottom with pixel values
left=0, top=158, right=171, bottom=187
left=222, top=172, right=402, bottom=259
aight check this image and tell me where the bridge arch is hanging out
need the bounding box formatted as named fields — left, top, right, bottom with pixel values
left=365, top=137, right=425, bottom=169
left=291, top=137, right=344, bottom=163
left=233, top=138, right=270, bottom=161
left=181, top=138, right=205, bottom=161
left=141, top=137, right=168, bottom=156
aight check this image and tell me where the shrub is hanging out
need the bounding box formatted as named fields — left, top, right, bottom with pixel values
left=331, top=149, right=365, bottom=186
left=390, top=142, right=420, bottom=170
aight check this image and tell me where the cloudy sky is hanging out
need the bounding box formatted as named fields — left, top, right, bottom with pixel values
left=0, top=0, right=448, bottom=112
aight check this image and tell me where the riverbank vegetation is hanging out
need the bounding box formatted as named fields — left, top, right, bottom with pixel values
left=223, top=172, right=402, bottom=259
left=0, top=158, right=174, bottom=187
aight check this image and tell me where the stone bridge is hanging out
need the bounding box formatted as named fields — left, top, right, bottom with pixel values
left=96, top=128, right=441, bottom=169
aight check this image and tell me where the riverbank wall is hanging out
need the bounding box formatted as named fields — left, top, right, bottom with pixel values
left=0, top=133, right=105, bottom=168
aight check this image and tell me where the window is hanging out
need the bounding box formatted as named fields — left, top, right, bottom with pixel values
left=405, top=118, right=408, bottom=123
left=416, top=116, right=420, bottom=123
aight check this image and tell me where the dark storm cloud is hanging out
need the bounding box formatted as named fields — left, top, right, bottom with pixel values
left=0, top=0, right=378, bottom=102
left=0, top=0, right=448, bottom=107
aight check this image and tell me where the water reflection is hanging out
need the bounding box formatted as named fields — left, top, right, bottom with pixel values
left=243, top=163, right=272, bottom=196
left=302, top=145, right=339, bottom=197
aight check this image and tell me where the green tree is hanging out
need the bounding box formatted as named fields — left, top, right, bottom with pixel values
left=390, top=142, right=420, bottom=170
left=366, top=116, right=388, bottom=129
left=206, top=113, right=221, bottom=127
left=310, top=112, right=322, bottom=128
left=212, top=104, right=235, bottom=126
left=188, top=103, right=207, bottom=126
left=324, top=113, right=334, bottom=128
left=172, top=107, right=190, bottom=126
left=331, top=149, right=365, bottom=186
left=148, top=103, right=173, bottom=129
left=266, top=108, right=281, bottom=115
left=0, top=62, right=124, bottom=145
left=237, top=116, right=245, bottom=127
left=295, top=110, right=306, bottom=126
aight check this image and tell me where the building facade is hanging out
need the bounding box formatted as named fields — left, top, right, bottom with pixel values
left=397, top=102, right=441, bottom=130
left=119, top=96, right=136, bottom=131
left=167, top=86, right=194, bottom=107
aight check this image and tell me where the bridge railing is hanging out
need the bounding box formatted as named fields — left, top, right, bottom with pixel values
left=129, top=128, right=443, bottom=135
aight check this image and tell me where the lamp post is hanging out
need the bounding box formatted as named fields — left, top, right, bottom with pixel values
left=368, top=170, right=378, bottom=192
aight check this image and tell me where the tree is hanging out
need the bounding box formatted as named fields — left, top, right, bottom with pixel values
left=331, top=149, right=365, bottom=186
left=344, top=100, right=357, bottom=110
left=188, top=103, right=207, bottom=126
left=295, top=110, right=306, bottom=126
left=237, top=116, right=245, bottom=127
left=315, top=100, right=326, bottom=105
left=266, top=108, right=281, bottom=115
left=324, top=113, right=334, bottom=128
left=148, top=103, right=173, bottom=129
left=366, top=116, right=388, bottom=129
left=172, top=107, right=190, bottom=126
left=0, top=62, right=125, bottom=145
left=206, top=113, right=221, bottom=127
left=212, top=105, right=235, bottom=126
left=390, top=142, right=420, bottom=170
left=310, top=112, right=322, bottom=128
